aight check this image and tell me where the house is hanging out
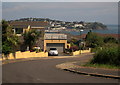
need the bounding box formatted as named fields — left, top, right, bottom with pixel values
left=44, top=30, right=67, bottom=53
left=9, top=21, right=50, bottom=36
left=52, top=27, right=66, bottom=30
left=74, top=24, right=83, bottom=27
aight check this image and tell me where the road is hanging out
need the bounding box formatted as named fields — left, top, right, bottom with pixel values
left=2, top=53, right=119, bottom=83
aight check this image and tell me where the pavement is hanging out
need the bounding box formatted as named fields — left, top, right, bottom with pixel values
left=56, top=61, right=120, bottom=79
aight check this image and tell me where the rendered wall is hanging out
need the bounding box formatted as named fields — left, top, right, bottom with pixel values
left=2, top=51, right=48, bottom=60
left=72, top=48, right=91, bottom=56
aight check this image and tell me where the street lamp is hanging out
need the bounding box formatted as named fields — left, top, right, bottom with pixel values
left=80, top=29, right=84, bottom=54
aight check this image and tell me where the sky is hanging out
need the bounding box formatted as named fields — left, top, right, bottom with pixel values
left=2, top=2, right=118, bottom=25
left=2, top=0, right=120, bottom=2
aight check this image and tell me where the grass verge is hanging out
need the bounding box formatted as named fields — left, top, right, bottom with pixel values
left=82, top=62, right=120, bottom=70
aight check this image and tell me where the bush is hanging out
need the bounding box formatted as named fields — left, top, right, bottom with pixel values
left=64, top=49, right=71, bottom=53
left=2, top=41, right=12, bottom=55
left=85, top=32, right=104, bottom=48
left=104, top=36, right=118, bottom=43
left=91, top=46, right=120, bottom=66
left=23, top=30, right=41, bottom=50
left=70, top=46, right=79, bottom=52
left=91, top=47, right=102, bottom=53
left=2, top=20, right=19, bottom=56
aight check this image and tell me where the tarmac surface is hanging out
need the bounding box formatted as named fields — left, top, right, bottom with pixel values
left=2, top=53, right=120, bottom=83
left=57, top=61, right=120, bottom=79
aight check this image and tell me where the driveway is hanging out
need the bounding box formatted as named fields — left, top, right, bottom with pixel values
left=2, top=53, right=119, bottom=83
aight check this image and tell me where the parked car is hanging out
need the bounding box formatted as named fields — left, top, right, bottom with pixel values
left=48, top=48, right=58, bottom=56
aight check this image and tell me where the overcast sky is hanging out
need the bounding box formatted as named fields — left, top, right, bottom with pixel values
left=2, top=2, right=118, bottom=25
left=2, top=0, right=120, bottom=2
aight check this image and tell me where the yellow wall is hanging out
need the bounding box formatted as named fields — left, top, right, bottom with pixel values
left=81, top=49, right=91, bottom=53
left=72, top=50, right=80, bottom=56
left=72, top=48, right=91, bottom=56
left=1, top=49, right=91, bottom=60
left=2, top=51, right=48, bottom=60
left=44, top=40, right=67, bottom=51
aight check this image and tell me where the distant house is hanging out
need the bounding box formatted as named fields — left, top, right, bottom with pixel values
left=9, top=21, right=50, bottom=36
left=44, top=30, right=67, bottom=53
left=52, top=27, right=66, bottom=30
left=74, top=24, right=83, bottom=27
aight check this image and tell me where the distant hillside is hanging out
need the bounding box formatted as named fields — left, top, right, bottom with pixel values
left=8, top=18, right=107, bottom=30
left=85, top=22, right=107, bottom=30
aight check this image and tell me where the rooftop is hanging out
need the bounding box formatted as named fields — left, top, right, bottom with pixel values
left=45, top=30, right=60, bottom=34
left=44, top=33, right=67, bottom=40
left=9, top=21, right=50, bottom=28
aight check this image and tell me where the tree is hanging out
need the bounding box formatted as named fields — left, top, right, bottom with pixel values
left=23, top=29, right=41, bottom=50
left=85, top=31, right=104, bottom=48
left=2, top=20, right=19, bottom=57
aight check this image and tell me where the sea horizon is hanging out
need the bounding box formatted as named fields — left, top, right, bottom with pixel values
left=62, top=24, right=118, bottom=35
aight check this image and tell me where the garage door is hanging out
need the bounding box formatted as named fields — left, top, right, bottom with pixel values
left=46, top=43, right=65, bottom=53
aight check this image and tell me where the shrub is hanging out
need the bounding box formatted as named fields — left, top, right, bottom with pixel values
left=23, top=30, right=41, bottom=50
left=85, top=32, right=104, bottom=48
left=64, top=49, right=71, bottom=53
left=70, top=45, right=79, bottom=52
left=91, top=46, right=120, bottom=66
left=104, top=36, right=118, bottom=43
left=2, top=41, right=12, bottom=55
left=91, top=47, right=102, bottom=53
left=2, top=20, right=19, bottom=56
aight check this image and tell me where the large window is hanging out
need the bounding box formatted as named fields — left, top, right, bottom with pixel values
left=15, top=28, right=23, bottom=34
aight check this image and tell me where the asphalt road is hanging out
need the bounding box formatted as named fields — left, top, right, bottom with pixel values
left=2, top=53, right=119, bottom=83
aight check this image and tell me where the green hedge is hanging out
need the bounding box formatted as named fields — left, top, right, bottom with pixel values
left=91, top=46, right=120, bottom=66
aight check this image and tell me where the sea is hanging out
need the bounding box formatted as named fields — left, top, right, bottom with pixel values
left=63, top=25, right=118, bottom=35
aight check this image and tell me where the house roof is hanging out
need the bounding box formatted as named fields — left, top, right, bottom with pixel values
left=45, top=30, right=59, bottom=32
left=44, top=33, right=67, bottom=40
left=9, top=21, right=50, bottom=28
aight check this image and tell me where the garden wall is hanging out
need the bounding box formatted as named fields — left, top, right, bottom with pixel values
left=2, top=51, right=48, bottom=60
left=72, top=48, right=91, bottom=56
